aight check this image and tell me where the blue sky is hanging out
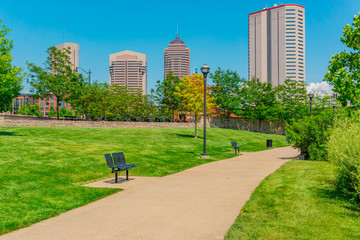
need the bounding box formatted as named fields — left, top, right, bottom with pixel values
left=1, top=0, right=359, bottom=93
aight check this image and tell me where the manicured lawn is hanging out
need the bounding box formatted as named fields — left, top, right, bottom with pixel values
left=0, top=126, right=286, bottom=235
left=226, top=160, right=360, bottom=240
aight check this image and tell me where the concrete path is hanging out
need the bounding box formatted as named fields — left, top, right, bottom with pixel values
left=1, top=147, right=298, bottom=240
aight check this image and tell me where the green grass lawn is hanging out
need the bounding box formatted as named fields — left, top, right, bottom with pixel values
left=226, top=160, right=360, bottom=240
left=0, top=126, right=286, bottom=235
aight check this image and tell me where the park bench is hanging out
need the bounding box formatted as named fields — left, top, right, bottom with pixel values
left=231, top=141, right=242, bottom=154
left=64, top=115, right=76, bottom=120
left=286, top=138, right=292, bottom=145
left=104, top=152, right=136, bottom=183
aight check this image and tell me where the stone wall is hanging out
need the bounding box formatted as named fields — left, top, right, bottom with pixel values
left=0, top=114, right=196, bottom=129
left=0, top=114, right=285, bottom=134
left=204, top=117, right=286, bottom=135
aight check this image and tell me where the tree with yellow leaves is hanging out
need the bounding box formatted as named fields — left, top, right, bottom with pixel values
left=175, top=73, right=217, bottom=138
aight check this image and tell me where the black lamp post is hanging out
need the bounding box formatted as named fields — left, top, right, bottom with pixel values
left=308, top=92, right=314, bottom=116
left=201, top=64, right=210, bottom=158
left=331, top=102, right=337, bottom=114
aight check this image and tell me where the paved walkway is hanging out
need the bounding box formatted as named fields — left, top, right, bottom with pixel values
left=1, top=147, right=298, bottom=240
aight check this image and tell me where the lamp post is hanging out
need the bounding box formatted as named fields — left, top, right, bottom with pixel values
left=308, top=92, right=314, bottom=116
left=331, top=102, right=337, bottom=114
left=76, top=67, right=91, bottom=84
left=201, top=64, right=210, bottom=158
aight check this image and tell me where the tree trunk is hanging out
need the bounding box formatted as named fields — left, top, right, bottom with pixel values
left=56, top=97, right=60, bottom=120
left=121, top=112, right=124, bottom=121
left=227, top=114, right=231, bottom=129
left=172, top=109, right=175, bottom=122
left=258, top=119, right=262, bottom=132
left=194, top=115, right=198, bottom=139
left=194, top=122, right=197, bottom=139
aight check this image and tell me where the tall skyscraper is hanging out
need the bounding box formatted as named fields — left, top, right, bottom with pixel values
left=248, top=4, right=305, bottom=86
left=109, top=50, right=147, bottom=94
left=164, top=34, right=190, bottom=79
left=55, top=43, right=79, bottom=71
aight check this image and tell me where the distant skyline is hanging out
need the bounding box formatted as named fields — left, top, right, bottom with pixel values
left=1, top=0, right=359, bottom=94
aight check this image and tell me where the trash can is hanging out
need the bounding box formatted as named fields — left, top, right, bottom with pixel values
left=267, top=139, right=273, bottom=148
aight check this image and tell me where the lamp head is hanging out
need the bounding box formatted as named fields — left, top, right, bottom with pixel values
left=201, top=64, right=210, bottom=78
left=308, top=92, right=315, bottom=99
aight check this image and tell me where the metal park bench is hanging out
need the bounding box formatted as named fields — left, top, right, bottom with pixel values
left=104, top=152, right=136, bottom=183
left=104, top=153, right=137, bottom=183
left=231, top=141, right=242, bottom=154
left=286, top=138, right=292, bottom=145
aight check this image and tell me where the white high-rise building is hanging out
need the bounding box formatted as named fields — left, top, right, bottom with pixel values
left=109, top=50, right=147, bottom=94
left=248, top=4, right=305, bottom=86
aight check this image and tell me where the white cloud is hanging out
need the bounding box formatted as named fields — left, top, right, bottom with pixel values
left=307, top=82, right=333, bottom=96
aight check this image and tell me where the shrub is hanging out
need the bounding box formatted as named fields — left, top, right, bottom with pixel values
left=286, top=112, right=334, bottom=160
left=327, top=115, right=360, bottom=202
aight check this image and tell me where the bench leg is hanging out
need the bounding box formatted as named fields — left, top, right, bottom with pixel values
left=126, top=170, right=129, bottom=180
left=115, top=172, right=118, bottom=183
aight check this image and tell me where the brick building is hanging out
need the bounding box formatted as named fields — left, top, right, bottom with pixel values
left=11, top=92, right=72, bottom=116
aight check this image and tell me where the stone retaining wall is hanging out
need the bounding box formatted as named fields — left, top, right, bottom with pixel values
left=0, top=114, right=285, bottom=134
left=0, top=114, right=195, bottom=128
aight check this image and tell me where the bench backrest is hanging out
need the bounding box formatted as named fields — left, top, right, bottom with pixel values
left=118, top=152, right=127, bottom=165
left=105, top=154, right=116, bottom=169
left=231, top=141, right=238, bottom=148
left=112, top=153, right=123, bottom=168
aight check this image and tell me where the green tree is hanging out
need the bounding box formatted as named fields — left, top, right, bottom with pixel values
left=210, top=68, right=245, bottom=128
left=91, top=82, right=113, bottom=120
left=153, top=72, right=182, bottom=121
left=0, top=20, right=23, bottom=112
left=110, top=85, right=133, bottom=121
left=17, top=103, right=43, bottom=117
left=30, top=104, right=42, bottom=117
left=66, top=74, right=93, bottom=119
left=276, top=79, right=308, bottom=122
left=48, top=106, right=57, bottom=118
left=324, top=13, right=360, bottom=107
left=239, top=78, right=279, bottom=132
left=28, top=46, right=78, bottom=120
left=59, top=106, right=73, bottom=117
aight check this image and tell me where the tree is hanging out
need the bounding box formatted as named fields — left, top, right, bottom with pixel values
left=175, top=73, right=216, bottom=138
left=17, top=103, right=42, bottom=117
left=210, top=68, right=245, bottom=128
left=48, top=106, right=57, bottom=118
left=66, top=74, right=93, bottom=119
left=238, top=78, right=279, bottom=132
left=153, top=72, right=182, bottom=121
left=0, top=20, right=23, bottom=112
left=91, top=82, right=113, bottom=120
left=28, top=46, right=78, bottom=120
left=60, top=106, right=73, bottom=117
left=324, top=13, right=360, bottom=107
left=276, top=79, right=308, bottom=122
left=110, top=85, right=133, bottom=121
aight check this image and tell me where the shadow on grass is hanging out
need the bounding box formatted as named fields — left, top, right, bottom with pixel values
left=0, top=131, right=17, bottom=136
left=279, top=156, right=299, bottom=160
left=185, top=151, right=199, bottom=156
left=173, top=133, right=203, bottom=139
left=314, top=179, right=360, bottom=212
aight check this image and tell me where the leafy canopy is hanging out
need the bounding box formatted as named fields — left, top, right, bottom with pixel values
left=324, top=13, right=360, bottom=106
left=0, top=20, right=23, bottom=112
left=28, top=46, right=78, bottom=119
left=210, top=68, right=244, bottom=122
